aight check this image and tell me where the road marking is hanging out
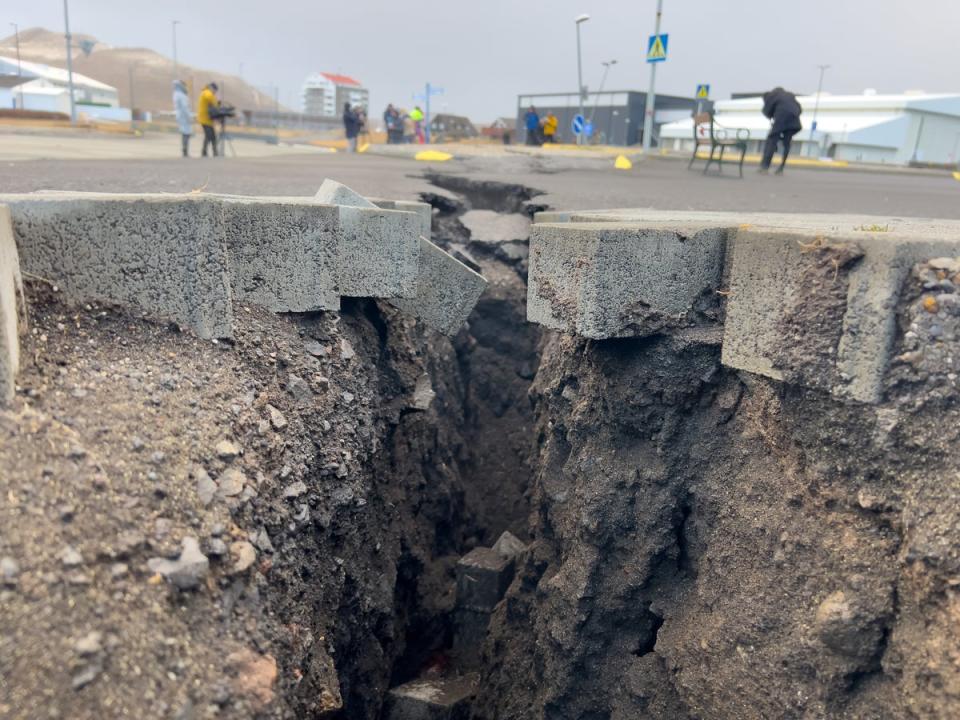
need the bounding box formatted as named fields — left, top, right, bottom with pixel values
left=415, top=150, right=453, bottom=162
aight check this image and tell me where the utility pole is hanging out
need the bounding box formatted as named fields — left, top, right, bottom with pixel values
left=575, top=14, right=590, bottom=145
left=10, top=23, right=23, bottom=109
left=425, top=82, right=432, bottom=144
left=128, top=63, right=136, bottom=131
left=810, top=64, right=830, bottom=157
left=642, top=0, right=664, bottom=152
left=172, top=20, right=180, bottom=80
left=63, top=0, right=77, bottom=124
left=274, top=85, right=280, bottom=145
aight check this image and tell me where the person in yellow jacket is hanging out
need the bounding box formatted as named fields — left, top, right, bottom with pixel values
left=197, top=82, right=220, bottom=157
left=542, top=112, right=559, bottom=143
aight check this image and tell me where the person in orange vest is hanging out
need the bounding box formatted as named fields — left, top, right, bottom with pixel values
left=542, top=111, right=559, bottom=143
left=197, top=82, right=220, bottom=157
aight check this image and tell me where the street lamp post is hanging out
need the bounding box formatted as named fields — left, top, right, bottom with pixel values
left=63, top=0, right=77, bottom=124
left=575, top=14, right=590, bottom=146
left=589, top=59, right=617, bottom=128
left=642, top=0, right=664, bottom=153
left=128, top=63, right=137, bottom=131
left=10, top=23, right=23, bottom=109
left=810, top=64, right=830, bottom=157
left=172, top=21, right=180, bottom=80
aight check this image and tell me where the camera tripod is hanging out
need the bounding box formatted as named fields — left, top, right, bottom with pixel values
left=217, top=115, right=237, bottom=158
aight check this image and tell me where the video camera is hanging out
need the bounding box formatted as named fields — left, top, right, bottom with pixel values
left=210, top=104, right=236, bottom=121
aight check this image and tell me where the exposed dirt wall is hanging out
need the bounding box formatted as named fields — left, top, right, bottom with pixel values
left=476, top=261, right=960, bottom=719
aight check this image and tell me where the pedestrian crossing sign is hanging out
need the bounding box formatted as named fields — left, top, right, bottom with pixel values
left=647, top=34, right=668, bottom=63
left=696, top=84, right=710, bottom=99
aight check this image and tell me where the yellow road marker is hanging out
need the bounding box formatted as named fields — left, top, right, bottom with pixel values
left=415, top=150, right=453, bottom=162
left=614, top=155, right=633, bottom=170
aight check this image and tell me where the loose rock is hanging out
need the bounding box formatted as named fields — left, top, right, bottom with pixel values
left=1, top=556, right=19, bottom=586
left=216, top=440, right=241, bottom=461
left=229, top=541, right=257, bottom=574
left=283, top=481, right=307, bottom=498
left=61, top=545, right=84, bottom=567
left=267, top=405, right=287, bottom=431
left=286, top=374, right=312, bottom=402
left=195, top=467, right=217, bottom=506
left=217, top=468, right=247, bottom=498
left=146, top=537, right=209, bottom=590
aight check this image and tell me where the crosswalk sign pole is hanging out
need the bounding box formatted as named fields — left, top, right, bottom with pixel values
left=642, top=0, right=664, bottom=153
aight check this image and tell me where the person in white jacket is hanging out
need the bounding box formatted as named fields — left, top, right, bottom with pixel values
left=172, top=80, right=192, bottom=158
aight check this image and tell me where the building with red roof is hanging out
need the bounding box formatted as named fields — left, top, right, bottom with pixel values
left=302, top=72, right=369, bottom=117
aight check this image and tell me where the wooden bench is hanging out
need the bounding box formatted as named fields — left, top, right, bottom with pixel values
left=688, top=112, right=750, bottom=177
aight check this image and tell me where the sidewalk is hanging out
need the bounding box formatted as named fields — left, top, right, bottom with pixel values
left=0, top=127, right=333, bottom=162
left=374, top=140, right=960, bottom=178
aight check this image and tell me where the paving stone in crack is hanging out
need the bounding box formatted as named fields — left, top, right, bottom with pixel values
left=389, top=237, right=487, bottom=336
left=384, top=674, right=478, bottom=720
left=456, top=546, right=514, bottom=612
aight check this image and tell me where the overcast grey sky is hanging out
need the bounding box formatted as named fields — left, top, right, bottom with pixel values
left=4, top=0, right=959, bottom=121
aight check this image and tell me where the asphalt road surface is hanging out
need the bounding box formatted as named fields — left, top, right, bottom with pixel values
left=2, top=148, right=958, bottom=218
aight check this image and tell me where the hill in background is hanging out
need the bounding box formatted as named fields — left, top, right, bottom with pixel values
left=0, top=27, right=289, bottom=114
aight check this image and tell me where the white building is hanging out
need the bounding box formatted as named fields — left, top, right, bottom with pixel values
left=0, top=55, right=119, bottom=113
left=659, top=91, right=960, bottom=166
left=301, top=72, right=368, bottom=117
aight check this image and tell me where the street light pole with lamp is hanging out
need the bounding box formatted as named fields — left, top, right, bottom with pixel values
left=810, top=64, right=830, bottom=157
left=589, top=59, right=617, bottom=126
left=9, top=23, right=24, bottom=110
left=575, top=14, right=590, bottom=146
left=62, top=0, right=78, bottom=124
left=172, top=20, right=180, bottom=80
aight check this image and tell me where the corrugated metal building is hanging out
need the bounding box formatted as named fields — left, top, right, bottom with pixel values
left=0, top=55, right=119, bottom=111
left=516, top=90, right=697, bottom=146
left=660, top=91, right=960, bottom=166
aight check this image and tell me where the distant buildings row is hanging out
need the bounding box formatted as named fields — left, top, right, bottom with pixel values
left=659, top=92, right=960, bottom=166
left=518, top=88, right=960, bottom=166
left=0, top=55, right=127, bottom=121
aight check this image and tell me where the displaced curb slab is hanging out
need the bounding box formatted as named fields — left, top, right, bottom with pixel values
left=389, top=237, right=487, bottom=337
left=528, top=221, right=727, bottom=338
left=529, top=208, right=960, bottom=403
left=1, top=193, right=234, bottom=339
left=320, top=180, right=487, bottom=336
left=0, top=205, right=23, bottom=404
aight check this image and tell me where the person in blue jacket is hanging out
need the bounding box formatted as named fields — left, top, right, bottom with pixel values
left=525, top=107, right=541, bottom=146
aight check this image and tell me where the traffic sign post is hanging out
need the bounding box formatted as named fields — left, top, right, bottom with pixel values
left=642, top=0, right=666, bottom=153
left=572, top=114, right=585, bottom=137
left=646, top=33, right=668, bottom=63
left=695, top=84, right=710, bottom=115
left=413, top=83, right=444, bottom=144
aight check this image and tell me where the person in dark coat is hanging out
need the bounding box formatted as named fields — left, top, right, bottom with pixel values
left=343, top=103, right=360, bottom=153
left=760, top=87, right=803, bottom=174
